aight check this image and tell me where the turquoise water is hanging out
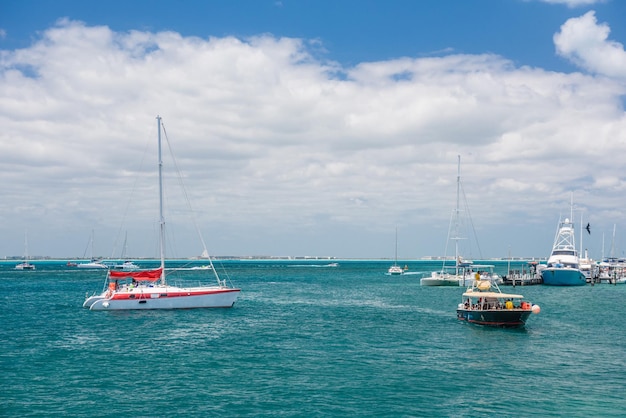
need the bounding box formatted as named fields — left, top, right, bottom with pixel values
left=1, top=259, right=625, bottom=417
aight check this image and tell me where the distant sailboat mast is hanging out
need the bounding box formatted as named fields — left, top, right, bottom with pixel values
left=394, top=226, right=398, bottom=266
left=454, top=155, right=461, bottom=277
left=157, top=115, right=166, bottom=285
left=24, top=230, right=30, bottom=262
left=610, top=224, right=617, bottom=259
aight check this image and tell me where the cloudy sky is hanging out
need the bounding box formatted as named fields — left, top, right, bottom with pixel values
left=1, top=0, right=626, bottom=260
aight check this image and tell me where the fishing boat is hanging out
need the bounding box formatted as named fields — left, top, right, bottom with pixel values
left=421, top=156, right=475, bottom=287
left=83, top=116, right=240, bottom=310
left=15, top=231, right=35, bottom=270
left=541, top=198, right=587, bottom=286
left=456, top=279, right=540, bottom=328
left=387, top=227, right=404, bottom=275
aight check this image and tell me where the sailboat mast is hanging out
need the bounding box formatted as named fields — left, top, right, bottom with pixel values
left=611, top=224, right=616, bottom=259
left=24, top=230, right=29, bottom=261
left=394, top=226, right=398, bottom=265
left=454, top=155, right=460, bottom=277
left=157, top=115, right=166, bottom=284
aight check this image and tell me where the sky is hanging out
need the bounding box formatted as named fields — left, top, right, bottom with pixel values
left=1, top=0, right=626, bottom=260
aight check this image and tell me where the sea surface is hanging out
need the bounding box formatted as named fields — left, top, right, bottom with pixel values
left=1, top=259, right=625, bottom=417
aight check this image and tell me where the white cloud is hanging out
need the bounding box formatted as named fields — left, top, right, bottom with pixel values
left=554, top=11, right=626, bottom=79
left=0, top=19, right=625, bottom=259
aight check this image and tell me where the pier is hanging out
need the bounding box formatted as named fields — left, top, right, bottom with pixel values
left=502, top=266, right=543, bottom=286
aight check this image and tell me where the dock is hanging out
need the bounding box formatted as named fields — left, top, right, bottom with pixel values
left=502, top=270, right=543, bottom=286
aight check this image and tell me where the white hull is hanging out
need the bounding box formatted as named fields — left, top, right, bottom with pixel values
left=388, top=265, right=404, bottom=275
left=420, top=274, right=462, bottom=286
left=78, top=262, right=108, bottom=269
left=544, top=212, right=584, bottom=286
left=84, top=285, right=240, bottom=310
left=112, top=262, right=140, bottom=270
left=15, top=262, right=35, bottom=270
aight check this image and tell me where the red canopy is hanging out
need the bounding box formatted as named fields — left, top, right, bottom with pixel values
left=109, top=268, right=163, bottom=282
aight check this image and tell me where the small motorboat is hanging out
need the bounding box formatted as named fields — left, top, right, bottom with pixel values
left=456, top=279, right=540, bottom=328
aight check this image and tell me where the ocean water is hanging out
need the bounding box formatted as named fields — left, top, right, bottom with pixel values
left=1, top=259, right=625, bottom=417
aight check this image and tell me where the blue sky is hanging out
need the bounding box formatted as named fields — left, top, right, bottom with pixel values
left=4, top=0, right=623, bottom=71
left=1, top=0, right=626, bottom=260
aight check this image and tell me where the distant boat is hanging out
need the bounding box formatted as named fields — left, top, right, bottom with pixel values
left=77, top=230, right=107, bottom=269
left=387, top=227, right=404, bottom=275
left=594, top=225, right=626, bottom=284
left=541, top=196, right=587, bottom=286
left=110, top=232, right=140, bottom=270
left=189, top=265, right=212, bottom=270
left=421, top=156, right=474, bottom=287
left=456, top=279, right=540, bottom=328
left=77, top=259, right=108, bottom=269
left=111, top=260, right=141, bottom=270
left=388, top=265, right=404, bottom=275
left=15, top=261, right=35, bottom=270
left=15, top=231, right=35, bottom=270
left=83, top=116, right=240, bottom=310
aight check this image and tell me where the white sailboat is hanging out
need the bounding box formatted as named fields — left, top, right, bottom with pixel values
left=15, top=231, right=35, bottom=270
left=84, top=116, right=240, bottom=310
left=77, top=230, right=108, bottom=269
left=387, top=227, right=404, bottom=275
left=421, top=156, right=473, bottom=286
left=111, top=232, right=140, bottom=270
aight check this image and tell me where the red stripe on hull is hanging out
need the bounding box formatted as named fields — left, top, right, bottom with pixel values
left=110, top=289, right=240, bottom=301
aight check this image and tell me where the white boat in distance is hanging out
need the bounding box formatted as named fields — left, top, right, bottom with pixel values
left=77, top=260, right=108, bottom=269
left=77, top=230, right=107, bottom=269
left=422, top=156, right=474, bottom=287
left=111, top=260, right=141, bottom=270
left=84, top=116, right=240, bottom=310
left=15, top=231, right=35, bottom=270
left=15, top=261, right=35, bottom=270
left=388, top=227, right=404, bottom=275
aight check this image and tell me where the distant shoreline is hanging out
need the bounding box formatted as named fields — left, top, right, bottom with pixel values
left=0, top=256, right=548, bottom=262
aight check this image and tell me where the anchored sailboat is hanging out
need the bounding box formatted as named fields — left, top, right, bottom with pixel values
left=77, top=230, right=107, bottom=269
left=421, top=156, right=473, bottom=286
left=15, top=231, right=35, bottom=270
left=388, top=227, right=404, bottom=275
left=83, top=116, right=240, bottom=310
